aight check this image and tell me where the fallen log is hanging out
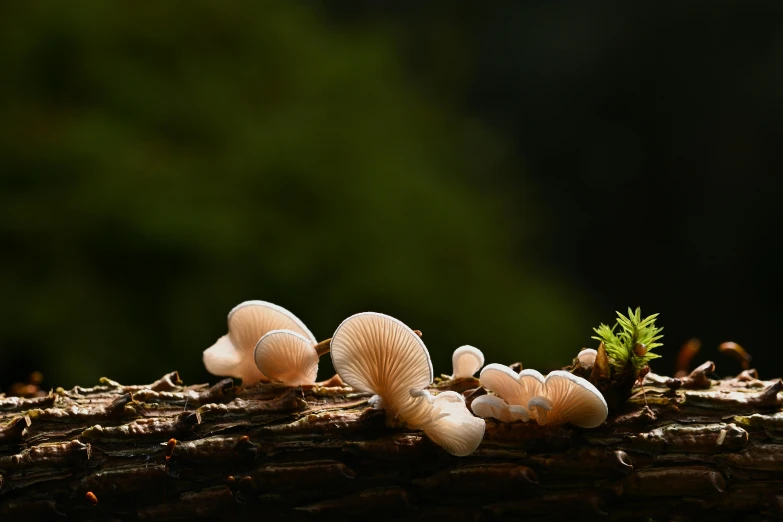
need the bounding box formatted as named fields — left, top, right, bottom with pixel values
left=1, top=366, right=782, bottom=521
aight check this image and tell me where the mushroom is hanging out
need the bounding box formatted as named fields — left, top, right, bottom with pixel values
left=479, top=364, right=544, bottom=413
left=577, top=348, right=597, bottom=369
left=470, top=394, right=530, bottom=422
left=479, top=364, right=608, bottom=428
left=422, top=391, right=487, bottom=456
left=451, top=345, right=485, bottom=379
left=533, top=371, right=608, bottom=427
left=253, top=330, right=319, bottom=386
left=203, top=300, right=316, bottom=385
left=330, top=312, right=485, bottom=456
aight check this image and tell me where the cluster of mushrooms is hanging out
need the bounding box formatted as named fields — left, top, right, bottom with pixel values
left=203, top=301, right=608, bottom=457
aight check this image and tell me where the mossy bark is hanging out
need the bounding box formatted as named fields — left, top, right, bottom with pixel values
left=1, top=367, right=782, bottom=521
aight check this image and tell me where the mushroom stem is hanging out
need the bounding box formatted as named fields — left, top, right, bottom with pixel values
left=508, top=405, right=531, bottom=422
left=528, top=396, right=553, bottom=425
left=471, top=394, right=531, bottom=422
left=409, top=389, right=435, bottom=402
left=314, top=338, right=332, bottom=357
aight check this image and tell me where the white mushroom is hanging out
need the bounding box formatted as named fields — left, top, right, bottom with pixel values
left=253, top=330, right=319, bottom=386
left=479, top=364, right=607, bottom=428
left=422, top=391, right=486, bottom=457
left=577, top=348, right=597, bottom=369
left=535, top=371, right=608, bottom=428
left=330, top=312, right=485, bottom=456
left=451, top=345, right=485, bottom=379
left=330, top=312, right=432, bottom=423
left=203, top=300, right=316, bottom=384
left=470, top=394, right=530, bottom=422
left=479, top=364, right=545, bottom=407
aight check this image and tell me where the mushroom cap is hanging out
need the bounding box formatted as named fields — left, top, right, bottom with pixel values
left=479, top=364, right=545, bottom=406
left=202, top=334, right=242, bottom=377
left=527, top=395, right=554, bottom=425
left=451, top=345, right=485, bottom=379
left=331, top=312, right=433, bottom=420
left=470, top=394, right=530, bottom=422
left=479, top=365, right=607, bottom=428
left=577, top=348, right=597, bottom=368
left=422, top=391, right=486, bottom=457
left=203, top=300, right=315, bottom=384
left=330, top=312, right=485, bottom=457
left=253, top=329, right=319, bottom=386
left=228, top=300, right=316, bottom=348
left=538, top=371, right=608, bottom=428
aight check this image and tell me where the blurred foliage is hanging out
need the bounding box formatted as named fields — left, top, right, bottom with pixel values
left=0, top=2, right=589, bottom=388
left=336, top=2, right=783, bottom=378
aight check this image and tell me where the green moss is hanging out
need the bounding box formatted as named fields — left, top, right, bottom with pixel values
left=592, top=307, right=663, bottom=374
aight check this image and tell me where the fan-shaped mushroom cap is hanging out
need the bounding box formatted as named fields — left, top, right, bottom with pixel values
left=479, top=364, right=608, bottom=428
left=536, top=371, right=608, bottom=428
left=422, top=391, right=486, bottom=457
left=253, top=330, right=319, bottom=386
left=330, top=313, right=484, bottom=456
left=203, top=301, right=316, bottom=384
left=470, top=394, right=530, bottom=422
left=479, top=364, right=545, bottom=407
left=577, top=348, right=597, bottom=369
left=330, top=312, right=432, bottom=422
left=451, top=345, right=485, bottom=379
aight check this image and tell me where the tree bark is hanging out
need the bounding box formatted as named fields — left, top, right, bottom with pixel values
left=1, top=366, right=782, bottom=521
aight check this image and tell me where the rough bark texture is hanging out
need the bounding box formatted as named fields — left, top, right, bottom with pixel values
left=1, top=366, right=782, bottom=521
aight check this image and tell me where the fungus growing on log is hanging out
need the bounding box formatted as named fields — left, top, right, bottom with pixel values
left=253, top=330, right=319, bottom=386
left=477, top=364, right=608, bottom=428
left=451, top=345, right=485, bottom=379
left=470, top=393, right=530, bottom=422
left=330, top=312, right=485, bottom=456
left=203, top=300, right=316, bottom=385
left=577, top=348, right=597, bottom=369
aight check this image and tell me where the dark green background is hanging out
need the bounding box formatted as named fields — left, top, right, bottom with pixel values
left=2, top=2, right=781, bottom=388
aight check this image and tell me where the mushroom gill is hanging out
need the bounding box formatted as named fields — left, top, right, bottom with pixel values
left=330, top=312, right=485, bottom=456
left=254, top=329, right=319, bottom=386
left=479, top=364, right=608, bottom=428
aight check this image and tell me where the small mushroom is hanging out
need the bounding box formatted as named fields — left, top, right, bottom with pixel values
left=330, top=312, right=432, bottom=420
left=253, top=330, right=319, bottom=386
left=479, top=364, right=544, bottom=408
left=330, top=312, right=485, bottom=456
left=577, top=348, right=597, bottom=369
left=451, top=345, right=485, bottom=379
left=423, top=391, right=487, bottom=456
left=470, top=394, right=530, bottom=422
left=479, top=364, right=608, bottom=428
left=535, top=371, right=608, bottom=428
left=203, top=301, right=316, bottom=385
